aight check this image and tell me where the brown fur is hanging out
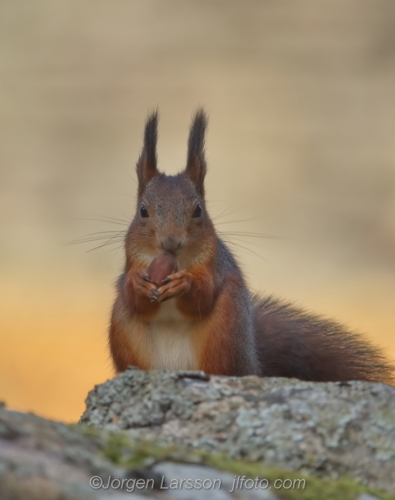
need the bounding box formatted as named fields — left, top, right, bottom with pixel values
left=197, top=275, right=254, bottom=375
left=175, top=262, right=216, bottom=318
left=253, top=296, right=394, bottom=384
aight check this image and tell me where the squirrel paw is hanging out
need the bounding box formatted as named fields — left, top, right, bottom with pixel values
left=132, top=269, right=158, bottom=301
left=156, top=270, right=192, bottom=302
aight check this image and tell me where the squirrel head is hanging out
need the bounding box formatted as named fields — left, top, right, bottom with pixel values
left=126, top=109, right=216, bottom=266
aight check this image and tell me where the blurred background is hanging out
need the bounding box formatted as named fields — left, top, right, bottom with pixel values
left=1, top=0, right=395, bottom=422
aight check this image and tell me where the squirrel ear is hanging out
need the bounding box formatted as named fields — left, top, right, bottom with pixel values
left=136, top=111, right=158, bottom=196
left=185, top=109, right=207, bottom=196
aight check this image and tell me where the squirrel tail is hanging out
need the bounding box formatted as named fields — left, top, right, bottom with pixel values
left=253, top=295, right=394, bottom=384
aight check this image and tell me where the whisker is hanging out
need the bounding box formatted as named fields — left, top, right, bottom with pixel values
left=85, top=237, right=125, bottom=253
left=215, top=216, right=266, bottom=226
left=224, top=240, right=269, bottom=262
left=77, top=216, right=130, bottom=226
left=101, top=243, right=125, bottom=255
left=217, top=230, right=269, bottom=262
left=68, top=231, right=126, bottom=245
left=72, top=237, right=125, bottom=246
left=223, top=235, right=271, bottom=249
left=74, top=230, right=126, bottom=236
left=221, top=231, right=281, bottom=240
left=210, top=204, right=234, bottom=220
left=212, top=206, right=244, bottom=222
left=123, top=170, right=138, bottom=186
left=74, top=212, right=130, bottom=222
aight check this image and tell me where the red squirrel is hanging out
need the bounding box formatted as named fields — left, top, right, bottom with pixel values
left=109, top=110, right=394, bottom=384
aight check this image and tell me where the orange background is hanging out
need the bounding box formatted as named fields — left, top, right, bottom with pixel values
left=1, top=1, right=395, bottom=422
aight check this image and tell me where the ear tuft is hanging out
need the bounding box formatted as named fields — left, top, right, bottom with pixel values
left=186, top=109, right=208, bottom=196
left=136, top=110, right=158, bottom=196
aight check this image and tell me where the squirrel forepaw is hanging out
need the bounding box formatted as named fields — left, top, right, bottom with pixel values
left=156, top=270, right=192, bottom=302
left=132, top=269, right=158, bottom=301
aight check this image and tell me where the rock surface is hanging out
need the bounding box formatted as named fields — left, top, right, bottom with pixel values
left=0, top=403, right=131, bottom=500
left=0, top=403, right=389, bottom=500
left=80, top=368, right=395, bottom=493
left=2, top=368, right=395, bottom=500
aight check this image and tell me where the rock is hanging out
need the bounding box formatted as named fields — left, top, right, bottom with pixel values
left=80, top=368, right=395, bottom=493
left=0, top=407, right=128, bottom=500
left=358, top=495, right=382, bottom=500
left=2, top=371, right=394, bottom=499
left=0, top=405, right=287, bottom=500
left=151, top=462, right=278, bottom=500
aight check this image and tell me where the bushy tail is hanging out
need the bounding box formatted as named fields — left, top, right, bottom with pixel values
left=253, top=295, right=394, bottom=384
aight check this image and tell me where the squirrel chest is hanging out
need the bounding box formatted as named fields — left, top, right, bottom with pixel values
left=134, top=299, right=199, bottom=370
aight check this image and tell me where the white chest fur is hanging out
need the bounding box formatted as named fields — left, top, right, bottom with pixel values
left=146, top=300, right=198, bottom=370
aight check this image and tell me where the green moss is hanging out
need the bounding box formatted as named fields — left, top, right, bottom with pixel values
left=76, top=424, right=100, bottom=438
left=101, top=433, right=132, bottom=464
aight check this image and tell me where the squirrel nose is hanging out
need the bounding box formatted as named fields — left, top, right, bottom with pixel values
left=160, top=234, right=182, bottom=252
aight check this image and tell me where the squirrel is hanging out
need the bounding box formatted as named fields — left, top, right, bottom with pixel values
left=108, top=109, right=394, bottom=384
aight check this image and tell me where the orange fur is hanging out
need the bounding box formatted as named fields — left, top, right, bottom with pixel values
left=176, top=261, right=216, bottom=319
left=109, top=300, right=152, bottom=371
left=197, top=280, right=241, bottom=375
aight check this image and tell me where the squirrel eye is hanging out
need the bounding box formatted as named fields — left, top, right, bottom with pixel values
left=140, top=204, right=149, bottom=218
left=193, top=204, right=202, bottom=218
